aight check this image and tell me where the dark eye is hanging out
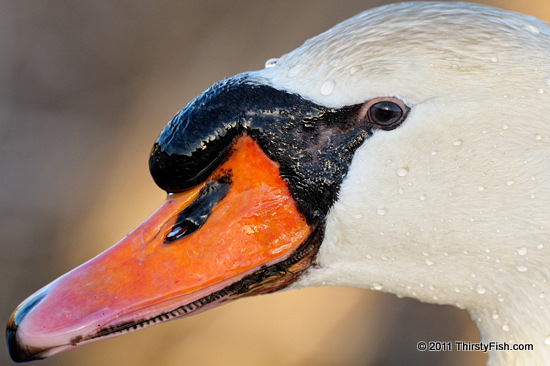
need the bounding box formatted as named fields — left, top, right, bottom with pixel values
left=359, top=97, right=410, bottom=130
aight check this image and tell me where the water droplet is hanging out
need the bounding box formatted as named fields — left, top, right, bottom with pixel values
left=476, top=284, right=486, bottom=294
left=490, top=57, right=499, bottom=63
left=454, top=287, right=461, bottom=293
left=497, top=293, right=505, bottom=302
left=545, top=335, right=550, bottom=346
left=431, top=150, right=438, bottom=155
left=376, top=208, right=387, bottom=216
left=329, top=58, right=341, bottom=67
left=515, top=263, right=528, bottom=272
left=425, top=259, right=434, bottom=266
left=545, top=77, right=550, bottom=86
left=353, top=213, right=363, bottom=219
left=287, top=64, right=304, bottom=78
left=381, top=255, right=389, bottom=261
left=537, top=88, right=545, bottom=94
left=398, top=187, right=404, bottom=195
left=349, top=65, right=362, bottom=75
left=516, top=246, right=528, bottom=256
left=478, top=186, right=486, bottom=192
left=264, top=58, right=278, bottom=68
left=540, top=292, right=547, bottom=299
left=535, top=134, right=543, bottom=140
left=523, top=24, right=540, bottom=35
left=453, top=139, right=463, bottom=146
left=320, top=80, right=335, bottom=96
left=537, top=243, right=544, bottom=249
left=502, top=324, right=510, bottom=332
left=502, top=124, right=509, bottom=130
left=506, top=180, right=514, bottom=186
left=419, top=195, right=427, bottom=201
left=396, top=167, right=409, bottom=177
left=372, top=283, right=383, bottom=291
left=492, top=311, right=500, bottom=320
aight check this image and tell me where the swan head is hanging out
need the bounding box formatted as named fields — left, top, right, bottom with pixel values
left=7, top=2, right=550, bottom=365
left=270, top=0, right=550, bottom=306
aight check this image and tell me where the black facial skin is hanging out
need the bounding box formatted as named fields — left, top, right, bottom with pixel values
left=149, top=74, right=374, bottom=225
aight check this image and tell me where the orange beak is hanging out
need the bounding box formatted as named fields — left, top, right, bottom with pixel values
left=7, top=136, right=318, bottom=362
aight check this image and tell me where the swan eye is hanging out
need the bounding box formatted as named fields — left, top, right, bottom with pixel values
left=360, top=97, right=410, bottom=130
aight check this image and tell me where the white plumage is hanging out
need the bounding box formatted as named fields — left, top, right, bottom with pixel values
left=256, top=2, right=550, bottom=365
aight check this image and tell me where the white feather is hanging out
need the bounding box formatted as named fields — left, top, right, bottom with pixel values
left=254, top=2, right=550, bottom=365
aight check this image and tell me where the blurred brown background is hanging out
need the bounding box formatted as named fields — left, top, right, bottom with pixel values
left=1, top=1, right=549, bottom=365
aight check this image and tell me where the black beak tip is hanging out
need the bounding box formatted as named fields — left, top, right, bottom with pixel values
left=6, top=326, right=23, bottom=363
left=6, top=321, right=47, bottom=363
left=6, top=290, right=50, bottom=363
left=6, top=318, right=30, bottom=363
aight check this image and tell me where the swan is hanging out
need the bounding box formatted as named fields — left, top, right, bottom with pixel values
left=6, top=2, right=550, bottom=365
